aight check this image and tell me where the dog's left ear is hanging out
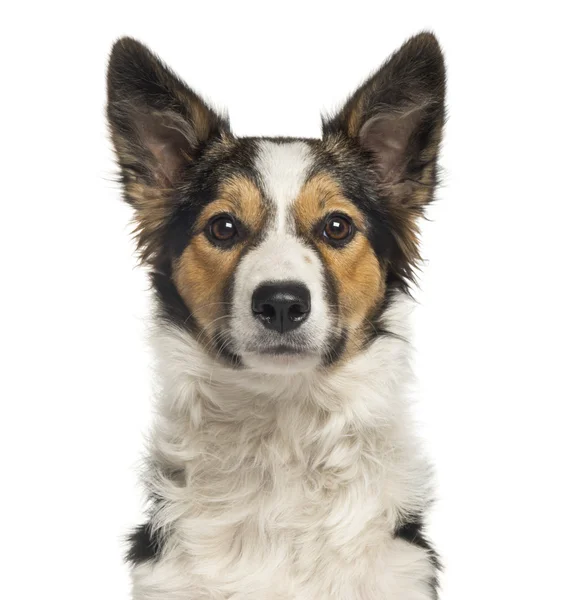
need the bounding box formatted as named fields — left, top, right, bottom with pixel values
left=107, top=37, right=230, bottom=263
left=323, top=32, right=445, bottom=205
left=107, top=37, right=229, bottom=187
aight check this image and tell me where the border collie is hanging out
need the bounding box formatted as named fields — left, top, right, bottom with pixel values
left=107, top=32, right=446, bottom=600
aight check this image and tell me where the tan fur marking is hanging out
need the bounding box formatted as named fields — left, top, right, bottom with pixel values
left=127, top=183, right=171, bottom=263
left=174, top=236, right=241, bottom=335
left=195, top=176, right=266, bottom=233
left=347, top=92, right=367, bottom=138
left=174, top=175, right=266, bottom=340
left=294, top=174, right=385, bottom=356
left=295, top=174, right=367, bottom=234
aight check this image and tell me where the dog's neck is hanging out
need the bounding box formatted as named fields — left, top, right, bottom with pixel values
left=145, top=292, right=430, bottom=536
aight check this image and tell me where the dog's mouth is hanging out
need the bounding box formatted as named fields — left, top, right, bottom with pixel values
left=238, top=339, right=322, bottom=373
left=243, top=343, right=319, bottom=360
left=251, top=343, right=309, bottom=356
left=210, top=327, right=319, bottom=367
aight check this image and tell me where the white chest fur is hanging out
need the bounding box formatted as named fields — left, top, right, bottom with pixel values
left=130, top=296, right=437, bottom=599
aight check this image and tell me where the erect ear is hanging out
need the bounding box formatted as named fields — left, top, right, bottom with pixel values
left=107, top=37, right=230, bottom=262
left=323, top=32, right=445, bottom=203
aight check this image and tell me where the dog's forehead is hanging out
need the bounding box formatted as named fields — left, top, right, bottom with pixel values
left=253, top=140, right=314, bottom=232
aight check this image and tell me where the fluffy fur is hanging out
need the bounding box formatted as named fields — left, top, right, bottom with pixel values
left=108, top=32, right=446, bottom=599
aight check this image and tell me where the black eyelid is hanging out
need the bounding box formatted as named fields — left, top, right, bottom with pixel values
left=325, top=211, right=358, bottom=228
left=205, top=212, right=235, bottom=230
left=312, top=212, right=348, bottom=234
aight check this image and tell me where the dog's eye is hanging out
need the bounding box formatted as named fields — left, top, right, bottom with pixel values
left=322, top=214, right=354, bottom=245
left=208, top=215, right=239, bottom=245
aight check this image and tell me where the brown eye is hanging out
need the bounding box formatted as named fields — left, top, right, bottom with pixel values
left=323, top=214, right=354, bottom=245
left=208, top=215, right=238, bottom=245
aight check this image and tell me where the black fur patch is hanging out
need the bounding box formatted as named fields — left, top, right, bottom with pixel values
left=126, top=522, right=163, bottom=564
left=322, top=329, right=348, bottom=367
left=394, top=516, right=440, bottom=598
left=151, top=270, right=197, bottom=334
left=395, top=519, right=432, bottom=551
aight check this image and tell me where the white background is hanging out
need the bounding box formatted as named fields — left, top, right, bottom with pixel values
left=2, top=1, right=570, bottom=598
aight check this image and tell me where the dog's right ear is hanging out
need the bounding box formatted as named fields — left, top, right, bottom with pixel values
left=107, top=38, right=230, bottom=261
left=323, top=33, right=445, bottom=200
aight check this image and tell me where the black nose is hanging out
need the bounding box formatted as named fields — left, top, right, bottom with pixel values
left=252, top=282, right=311, bottom=333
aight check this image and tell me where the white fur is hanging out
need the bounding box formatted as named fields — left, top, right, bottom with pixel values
left=131, top=293, right=437, bottom=599
left=231, top=141, right=332, bottom=373
left=254, top=140, right=313, bottom=234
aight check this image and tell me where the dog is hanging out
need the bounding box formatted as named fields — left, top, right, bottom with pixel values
left=107, top=31, right=446, bottom=600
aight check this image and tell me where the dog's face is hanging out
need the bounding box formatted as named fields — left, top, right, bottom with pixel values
left=171, top=141, right=387, bottom=373
left=107, top=34, right=445, bottom=373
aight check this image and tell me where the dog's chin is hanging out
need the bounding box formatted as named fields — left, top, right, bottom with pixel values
left=241, top=346, right=321, bottom=374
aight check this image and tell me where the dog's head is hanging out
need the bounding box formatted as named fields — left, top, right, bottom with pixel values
left=107, top=34, right=445, bottom=374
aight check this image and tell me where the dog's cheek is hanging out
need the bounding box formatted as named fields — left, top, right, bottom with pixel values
left=173, top=237, right=242, bottom=334
left=320, top=235, right=385, bottom=349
